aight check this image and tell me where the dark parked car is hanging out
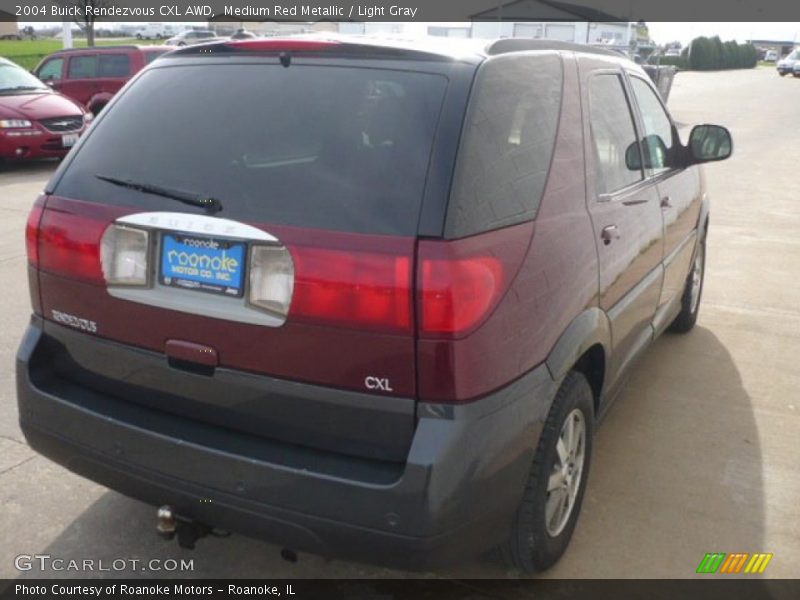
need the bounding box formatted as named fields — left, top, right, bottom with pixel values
left=0, top=58, right=89, bottom=161
left=33, top=45, right=169, bottom=115
left=230, top=29, right=258, bottom=40
left=18, top=38, right=732, bottom=572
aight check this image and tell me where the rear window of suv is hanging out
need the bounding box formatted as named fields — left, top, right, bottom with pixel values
left=54, top=63, right=448, bottom=236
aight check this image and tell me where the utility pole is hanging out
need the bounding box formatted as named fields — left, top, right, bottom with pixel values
left=62, top=21, right=73, bottom=49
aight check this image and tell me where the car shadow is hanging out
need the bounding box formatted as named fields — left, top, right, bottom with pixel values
left=19, top=326, right=763, bottom=582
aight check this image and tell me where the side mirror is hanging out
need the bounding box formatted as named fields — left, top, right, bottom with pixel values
left=688, top=124, right=732, bottom=164
left=625, top=141, right=642, bottom=171
left=625, top=134, right=669, bottom=171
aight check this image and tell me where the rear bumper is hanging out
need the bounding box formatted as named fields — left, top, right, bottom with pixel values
left=17, top=317, right=557, bottom=569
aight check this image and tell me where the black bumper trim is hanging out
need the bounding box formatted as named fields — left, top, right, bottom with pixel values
left=17, top=317, right=558, bottom=569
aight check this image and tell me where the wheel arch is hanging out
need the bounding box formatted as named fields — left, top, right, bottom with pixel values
left=545, top=307, right=611, bottom=411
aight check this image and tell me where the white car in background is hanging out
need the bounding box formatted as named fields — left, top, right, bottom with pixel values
left=135, top=24, right=176, bottom=40
left=164, top=30, right=220, bottom=47
left=777, top=49, right=800, bottom=76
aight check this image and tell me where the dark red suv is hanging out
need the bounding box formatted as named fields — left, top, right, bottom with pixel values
left=33, top=45, right=169, bottom=115
left=18, top=38, right=732, bottom=572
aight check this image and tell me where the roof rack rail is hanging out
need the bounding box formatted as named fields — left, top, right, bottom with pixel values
left=44, top=45, right=146, bottom=53
left=485, top=39, right=624, bottom=59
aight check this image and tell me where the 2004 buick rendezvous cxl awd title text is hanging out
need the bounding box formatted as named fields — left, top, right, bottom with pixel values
left=17, top=38, right=732, bottom=573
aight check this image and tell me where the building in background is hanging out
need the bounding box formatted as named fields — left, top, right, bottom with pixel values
left=746, top=39, right=798, bottom=59
left=426, top=25, right=472, bottom=39
left=0, top=10, right=19, bottom=40
left=469, top=0, right=632, bottom=46
left=207, top=0, right=653, bottom=55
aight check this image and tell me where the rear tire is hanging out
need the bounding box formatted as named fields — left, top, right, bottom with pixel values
left=669, top=237, right=706, bottom=333
left=499, top=371, right=594, bottom=573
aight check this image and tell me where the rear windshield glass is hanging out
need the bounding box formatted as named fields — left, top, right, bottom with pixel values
left=54, top=63, right=448, bottom=236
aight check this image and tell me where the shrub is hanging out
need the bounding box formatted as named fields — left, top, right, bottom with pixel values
left=684, top=37, right=759, bottom=70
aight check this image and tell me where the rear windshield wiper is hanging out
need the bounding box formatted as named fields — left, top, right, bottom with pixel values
left=95, top=174, right=223, bottom=214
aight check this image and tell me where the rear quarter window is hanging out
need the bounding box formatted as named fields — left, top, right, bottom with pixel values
left=445, top=53, right=564, bottom=238
left=144, top=51, right=168, bottom=64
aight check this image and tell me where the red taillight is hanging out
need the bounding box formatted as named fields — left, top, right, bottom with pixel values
left=288, top=238, right=413, bottom=334
left=417, top=222, right=534, bottom=339
left=420, top=256, right=503, bottom=335
left=38, top=207, right=107, bottom=284
left=26, top=196, right=47, bottom=315
left=226, top=39, right=341, bottom=52
left=25, top=196, right=46, bottom=266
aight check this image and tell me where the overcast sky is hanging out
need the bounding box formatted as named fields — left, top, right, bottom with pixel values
left=647, top=22, right=799, bottom=45
left=22, top=21, right=800, bottom=46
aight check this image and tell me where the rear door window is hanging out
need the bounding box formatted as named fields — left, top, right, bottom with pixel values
left=68, top=55, right=97, bottom=79
left=97, top=54, right=131, bottom=77
left=54, top=64, right=448, bottom=236
left=588, top=74, right=643, bottom=194
left=445, top=53, right=563, bottom=238
left=629, top=75, right=677, bottom=175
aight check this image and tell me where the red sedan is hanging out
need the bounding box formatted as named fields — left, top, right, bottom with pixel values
left=0, top=57, right=90, bottom=161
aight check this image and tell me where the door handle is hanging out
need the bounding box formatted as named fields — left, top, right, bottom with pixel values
left=660, top=196, right=672, bottom=208
left=601, top=225, right=620, bottom=245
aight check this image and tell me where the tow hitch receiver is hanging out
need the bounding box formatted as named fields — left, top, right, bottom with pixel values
left=156, top=505, right=213, bottom=550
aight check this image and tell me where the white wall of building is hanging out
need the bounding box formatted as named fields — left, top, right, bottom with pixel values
left=470, top=21, right=631, bottom=45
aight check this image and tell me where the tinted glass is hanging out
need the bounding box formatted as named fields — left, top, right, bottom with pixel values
left=588, top=74, right=642, bottom=194
left=446, top=54, right=563, bottom=238
left=97, top=54, right=131, bottom=77
left=68, top=55, right=97, bottom=79
left=37, top=57, right=64, bottom=80
left=144, top=50, right=168, bottom=64
left=55, top=64, right=447, bottom=236
left=630, top=76, right=675, bottom=174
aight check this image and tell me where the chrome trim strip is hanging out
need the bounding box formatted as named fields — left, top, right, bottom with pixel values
left=116, top=212, right=278, bottom=242
left=108, top=212, right=286, bottom=327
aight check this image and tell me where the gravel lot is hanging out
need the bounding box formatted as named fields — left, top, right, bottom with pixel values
left=0, top=67, right=798, bottom=580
